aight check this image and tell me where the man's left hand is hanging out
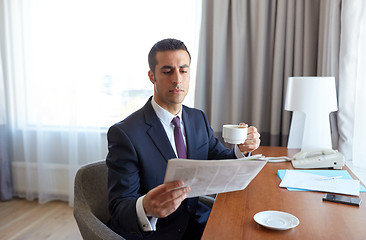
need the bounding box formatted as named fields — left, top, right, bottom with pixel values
left=237, top=123, right=260, bottom=155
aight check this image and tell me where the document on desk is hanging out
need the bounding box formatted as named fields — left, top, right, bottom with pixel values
left=164, top=158, right=267, bottom=198
left=279, top=170, right=360, bottom=196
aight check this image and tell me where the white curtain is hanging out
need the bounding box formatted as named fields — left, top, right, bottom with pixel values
left=338, top=0, right=366, bottom=168
left=1, top=0, right=201, bottom=205
left=1, top=44, right=12, bottom=201
left=2, top=0, right=105, bottom=204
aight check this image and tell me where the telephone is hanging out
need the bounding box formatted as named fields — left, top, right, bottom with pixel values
left=291, top=149, right=345, bottom=169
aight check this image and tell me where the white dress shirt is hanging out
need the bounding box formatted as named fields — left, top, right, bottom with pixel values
left=136, top=98, right=245, bottom=231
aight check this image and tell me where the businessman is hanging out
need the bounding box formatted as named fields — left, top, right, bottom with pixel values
left=106, top=38, right=260, bottom=240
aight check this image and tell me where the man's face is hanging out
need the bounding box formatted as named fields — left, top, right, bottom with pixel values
left=148, top=50, right=190, bottom=114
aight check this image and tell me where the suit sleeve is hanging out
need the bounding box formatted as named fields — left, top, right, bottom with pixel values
left=106, top=124, right=147, bottom=238
left=201, top=111, right=236, bottom=160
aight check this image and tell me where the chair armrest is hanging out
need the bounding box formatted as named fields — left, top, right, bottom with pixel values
left=198, top=195, right=215, bottom=208
left=74, top=206, right=125, bottom=240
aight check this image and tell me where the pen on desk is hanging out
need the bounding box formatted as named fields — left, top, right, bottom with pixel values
left=318, top=176, right=343, bottom=180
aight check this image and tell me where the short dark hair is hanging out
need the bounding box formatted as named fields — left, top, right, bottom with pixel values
left=148, top=38, right=191, bottom=73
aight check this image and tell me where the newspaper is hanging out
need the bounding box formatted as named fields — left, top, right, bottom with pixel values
left=164, top=156, right=267, bottom=198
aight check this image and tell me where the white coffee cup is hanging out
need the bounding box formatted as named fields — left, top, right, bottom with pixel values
left=222, top=124, right=248, bottom=144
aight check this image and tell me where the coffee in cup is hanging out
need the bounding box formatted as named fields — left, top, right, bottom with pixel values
left=222, top=124, right=248, bottom=144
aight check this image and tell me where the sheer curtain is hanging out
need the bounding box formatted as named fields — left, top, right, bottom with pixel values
left=338, top=0, right=366, bottom=169
left=1, top=45, right=12, bottom=201
left=1, top=0, right=202, bottom=205
left=2, top=0, right=105, bottom=204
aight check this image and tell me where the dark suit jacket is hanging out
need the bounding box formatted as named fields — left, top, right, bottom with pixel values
left=106, top=98, right=236, bottom=239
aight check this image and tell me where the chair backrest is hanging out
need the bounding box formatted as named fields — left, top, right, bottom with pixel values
left=74, top=160, right=124, bottom=240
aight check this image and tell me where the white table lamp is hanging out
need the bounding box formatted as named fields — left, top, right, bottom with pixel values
left=285, top=77, right=338, bottom=150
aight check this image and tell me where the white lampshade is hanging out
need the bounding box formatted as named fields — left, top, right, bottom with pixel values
left=285, top=76, right=338, bottom=150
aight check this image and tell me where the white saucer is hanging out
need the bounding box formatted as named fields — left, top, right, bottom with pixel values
left=253, top=210, right=299, bottom=230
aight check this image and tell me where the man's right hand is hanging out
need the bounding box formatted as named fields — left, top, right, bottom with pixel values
left=142, top=180, right=190, bottom=218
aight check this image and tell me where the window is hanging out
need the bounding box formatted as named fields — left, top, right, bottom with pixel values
left=10, top=0, right=201, bottom=127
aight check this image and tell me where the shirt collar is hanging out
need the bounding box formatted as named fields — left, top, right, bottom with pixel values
left=151, top=97, right=183, bottom=126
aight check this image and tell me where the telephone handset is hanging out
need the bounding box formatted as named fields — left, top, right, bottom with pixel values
left=291, top=149, right=345, bottom=169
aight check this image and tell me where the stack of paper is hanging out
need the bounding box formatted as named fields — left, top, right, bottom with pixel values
left=279, top=170, right=360, bottom=196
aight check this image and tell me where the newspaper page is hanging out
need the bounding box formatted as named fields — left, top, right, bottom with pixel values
left=164, top=157, right=267, bottom=198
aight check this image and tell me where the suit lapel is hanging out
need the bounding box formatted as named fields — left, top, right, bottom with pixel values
left=182, top=107, right=194, bottom=159
left=143, top=99, right=177, bottom=161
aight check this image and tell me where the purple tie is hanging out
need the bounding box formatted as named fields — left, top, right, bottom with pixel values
left=171, top=117, right=187, bottom=159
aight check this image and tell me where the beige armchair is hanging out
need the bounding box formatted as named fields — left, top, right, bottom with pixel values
left=73, top=160, right=124, bottom=240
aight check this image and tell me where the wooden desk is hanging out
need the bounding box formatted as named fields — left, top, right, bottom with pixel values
left=202, top=146, right=366, bottom=240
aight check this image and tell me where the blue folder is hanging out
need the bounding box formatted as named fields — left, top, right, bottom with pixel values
left=278, top=169, right=366, bottom=192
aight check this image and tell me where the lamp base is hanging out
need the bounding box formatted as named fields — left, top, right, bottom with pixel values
left=287, top=111, right=333, bottom=151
